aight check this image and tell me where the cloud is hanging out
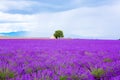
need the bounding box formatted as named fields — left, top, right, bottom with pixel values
left=0, top=0, right=120, bottom=39
left=0, top=23, right=31, bottom=33
left=0, top=11, right=34, bottom=33
left=0, top=12, right=29, bottom=22
left=0, top=0, right=72, bottom=14
left=27, top=0, right=120, bottom=39
left=1, top=0, right=110, bottom=14
left=0, top=1, right=35, bottom=11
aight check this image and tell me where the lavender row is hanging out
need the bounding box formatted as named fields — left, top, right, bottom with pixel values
left=0, top=39, right=120, bottom=80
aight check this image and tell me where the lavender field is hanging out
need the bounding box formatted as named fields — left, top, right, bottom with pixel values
left=0, top=39, right=120, bottom=80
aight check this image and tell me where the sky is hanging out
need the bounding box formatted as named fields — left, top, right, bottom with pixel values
left=0, top=0, right=120, bottom=39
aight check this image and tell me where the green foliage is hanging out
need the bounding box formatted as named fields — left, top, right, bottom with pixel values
left=103, top=58, right=112, bottom=63
left=54, top=30, right=64, bottom=39
left=91, top=68, right=105, bottom=79
left=8, top=72, right=15, bottom=78
left=0, top=72, right=6, bottom=80
left=0, top=69, right=15, bottom=80
left=60, top=76, right=67, bottom=80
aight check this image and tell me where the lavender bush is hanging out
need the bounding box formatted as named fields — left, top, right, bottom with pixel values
left=0, top=39, right=120, bottom=80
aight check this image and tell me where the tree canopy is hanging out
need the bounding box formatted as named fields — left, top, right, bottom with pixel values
left=54, top=30, right=64, bottom=39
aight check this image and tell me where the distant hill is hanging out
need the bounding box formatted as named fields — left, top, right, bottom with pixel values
left=0, top=31, right=27, bottom=37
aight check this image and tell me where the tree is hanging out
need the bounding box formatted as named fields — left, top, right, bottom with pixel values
left=54, top=30, right=64, bottom=39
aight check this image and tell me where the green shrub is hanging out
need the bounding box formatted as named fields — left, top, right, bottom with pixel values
left=103, top=58, right=112, bottom=62
left=60, top=76, right=67, bottom=80
left=0, top=69, right=15, bottom=80
left=91, top=68, right=105, bottom=79
left=0, top=72, right=6, bottom=80
left=9, top=72, right=15, bottom=78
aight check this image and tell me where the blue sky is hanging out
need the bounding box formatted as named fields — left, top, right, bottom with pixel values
left=0, top=0, right=120, bottom=39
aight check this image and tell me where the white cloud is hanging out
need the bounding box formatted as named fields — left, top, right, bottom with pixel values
left=0, top=12, right=30, bottom=22
left=0, top=11, right=35, bottom=33
left=0, top=0, right=63, bottom=12
left=0, top=0, right=120, bottom=39
left=27, top=1, right=120, bottom=39
left=0, top=1, right=35, bottom=11
left=0, top=23, right=32, bottom=33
